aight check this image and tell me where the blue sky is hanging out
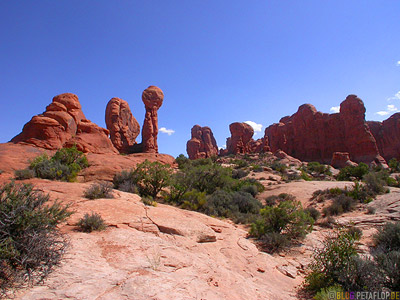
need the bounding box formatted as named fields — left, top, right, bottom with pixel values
left=1, top=1, right=399, bottom=157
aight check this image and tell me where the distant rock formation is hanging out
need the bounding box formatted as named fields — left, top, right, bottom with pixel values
left=105, top=97, right=140, bottom=153
left=367, top=113, right=400, bottom=162
left=12, top=93, right=118, bottom=154
left=186, top=125, right=218, bottom=159
left=264, top=95, right=385, bottom=165
left=223, top=122, right=268, bottom=156
left=141, top=86, right=164, bottom=153
left=331, top=152, right=357, bottom=169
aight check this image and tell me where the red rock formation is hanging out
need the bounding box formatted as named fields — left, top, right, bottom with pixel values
left=141, top=86, right=164, bottom=153
left=264, top=95, right=385, bottom=165
left=274, top=150, right=302, bottom=166
left=331, top=152, right=357, bottom=169
left=367, top=113, right=400, bottom=161
left=105, top=97, right=140, bottom=153
left=186, top=125, right=218, bottom=159
left=224, top=122, right=270, bottom=155
left=11, top=93, right=118, bottom=154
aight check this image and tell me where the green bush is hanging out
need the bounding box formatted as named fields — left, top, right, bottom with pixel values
left=304, top=229, right=358, bottom=292
left=181, top=189, right=207, bottom=211
left=250, top=200, right=313, bottom=240
left=270, top=160, right=287, bottom=173
left=363, top=171, right=388, bottom=196
left=337, top=163, right=369, bottom=181
left=232, top=159, right=248, bottom=169
left=303, top=162, right=332, bottom=177
left=305, top=206, right=320, bottom=221
left=29, top=146, right=88, bottom=182
left=203, top=190, right=262, bottom=223
left=232, top=169, right=249, bottom=179
left=375, top=251, right=400, bottom=291
left=141, top=196, right=157, bottom=206
left=0, top=182, right=71, bottom=296
left=175, top=154, right=190, bottom=169
left=77, top=212, right=106, bottom=232
left=84, top=182, right=114, bottom=199
left=259, top=232, right=289, bottom=254
left=373, top=222, right=400, bottom=254
left=114, top=160, right=172, bottom=198
left=388, top=158, right=400, bottom=173
left=313, top=285, right=343, bottom=300
left=322, top=194, right=356, bottom=216
left=14, top=168, right=35, bottom=180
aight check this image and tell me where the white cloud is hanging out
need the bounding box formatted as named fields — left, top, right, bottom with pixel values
left=397, top=61, right=400, bottom=66
left=219, top=145, right=226, bottom=150
left=388, top=104, right=398, bottom=112
left=159, top=127, right=175, bottom=136
left=387, top=91, right=400, bottom=101
left=330, top=106, right=340, bottom=113
left=244, top=121, right=263, bottom=135
left=376, top=111, right=390, bottom=116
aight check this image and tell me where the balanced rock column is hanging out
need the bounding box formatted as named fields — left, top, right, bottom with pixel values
left=141, top=86, right=164, bottom=153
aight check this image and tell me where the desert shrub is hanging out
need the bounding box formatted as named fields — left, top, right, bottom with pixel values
left=250, top=200, right=313, bottom=239
left=238, top=184, right=258, bottom=197
left=233, top=178, right=264, bottom=195
left=175, top=154, right=190, bottom=169
left=305, top=206, right=320, bottom=221
left=203, top=190, right=262, bottom=223
left=363, top=171, right=388, bottom=196
left=251, top=164, right=263, bottom=172
left=181, top=189, right=207, bottom=211
left=386, top=176, right=400, bottom=187
left=84, top=182, right=114, bottom=199
left=232, top=159, right=248, bottom=169
left=388, top=158, right=400, bottom=173
left=313, top=285, right=343, bottom=300
left=339, top=256, right=384, bottom=291
left=113, top=169, right=139, bottom=193
left=375, top=251, right=400, bottom=291
left=346, top=226, right=362, bottom=240
left=0, top=182, right=71, bottom=296
left=232, top=168, right=249, bottom=179
left=14, top=168, right=35, bottom=180
left=337, top=162, right=369, bottom=181
left=265, top=193, right=296, bottom=207
left=77, top=212, right=106, bottom=232
left=373, top=222, right=400, bottom=254
left=322, top=194, right=356, bottom=216
left=367, top=206, right=376, bottom=214
left=114, top=160, right=172, bottom=198
left=270, top=160, right=287, bottom=173
left=141, top=196, right=157, bottom=206
left=258, top=232, right=289, bottom=254
left=319, top=216, right=336, bottom=228
left=303, top=162, right=332, bottom=177
left=304, top=229, right=358, bottom=292
left=29, top=146, right=88, bottom=182
left=300, top=170, right=312, bottom=181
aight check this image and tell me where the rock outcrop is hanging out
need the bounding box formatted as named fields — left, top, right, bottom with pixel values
left=11, top=93, right=118, bottom=154
left=141, top=86, right=164, bottom=153
left=186, top=125, right=218, bottom=159
left=367, top=113, right=400, bottom=162
left=105, top=97, right=140, bottom=153
left=331, top=152, right=357, bottom=169
left=264, top=95, right=385, bottom=165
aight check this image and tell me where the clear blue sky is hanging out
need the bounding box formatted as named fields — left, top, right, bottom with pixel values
left=1, top=1, right=399, bottom=157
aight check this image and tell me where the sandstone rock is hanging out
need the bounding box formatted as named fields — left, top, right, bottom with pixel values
left=105, top=97, right=140, bottom=153
left=141, top=86, right=164, bottom=153
left=186, top=125, right=218, bottom=159
left=368, top=113, right=400, bottom=162
left=227, top=122, right=254, bottom=154
left=331, top=152, right=357, bottom=169
left=264, top=95, right=385, bottom=165
left=274, top=150, right=301, bottom=166
left=11, top=93, right=118, bottom=154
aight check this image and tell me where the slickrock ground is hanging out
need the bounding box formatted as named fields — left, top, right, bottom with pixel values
left=13, top=180, right=297, bottom=300
left=2, top=144, right=400, bottom=300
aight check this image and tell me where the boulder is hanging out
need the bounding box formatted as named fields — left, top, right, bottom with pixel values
left=11, top=93, right=118, bottom=154
left=141, top=86, right=164, bottom=153
left=105, top=97, right=140, bottom=153
left=186, top=125, right=218, bottom=160
left=331, top=152, right=357, bottom=169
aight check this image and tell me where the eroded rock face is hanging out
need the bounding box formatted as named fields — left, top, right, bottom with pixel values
left=141, top=86, right=164, bottom=153
left=367, top=113, right=400, bottom=161
left=264, top=95, right=385, bottom=164
left=105, top=97, right=140, bottom=153
left=186, top=125, right=218, bottom=159
left=11, top=93, right=118, bottom=154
